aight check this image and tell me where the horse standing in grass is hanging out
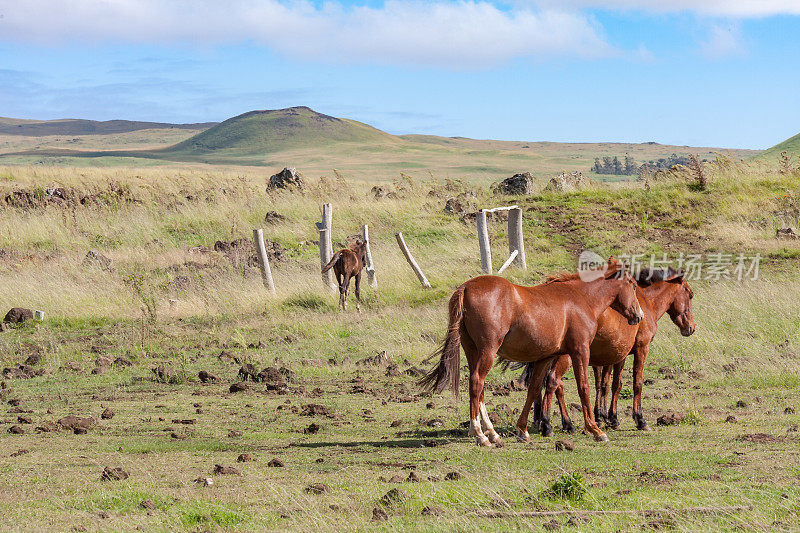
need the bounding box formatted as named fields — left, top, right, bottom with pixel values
left=322, top=240, right=367, bottom=311
left=512, top=267, right=695, bottom=439
left=419, top=260, right=643, bottom=445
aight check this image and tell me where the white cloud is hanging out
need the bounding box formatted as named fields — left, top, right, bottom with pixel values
left=0, top=1, right=616, bottom=68
left=533, top=0, right=800, bottom=17
left=700, top=24, right=746, bottom=58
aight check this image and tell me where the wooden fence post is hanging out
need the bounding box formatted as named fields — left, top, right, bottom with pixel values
left=318, top=203, right=335, bottom=290
left=253, top=228, right=276, bottom=294
left=477, top=209, right=492, bottom=274
left=508, top=207, right=527, bottom=270
left=395, top=232, right=431, bottom=289
left=362, top=224, right=377, bottom=288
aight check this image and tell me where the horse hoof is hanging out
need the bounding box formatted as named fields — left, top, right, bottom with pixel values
left=640, top=424, right=652, bottom=432
left=488, top=432, right=502, bottom=444
left=595, top=433, right=610, bottom=442
left=514, top=428, right=530, bottom=442
left=476, top=436, right=492, bottom=447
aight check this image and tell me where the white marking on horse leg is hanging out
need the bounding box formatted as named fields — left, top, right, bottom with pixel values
left=469, top=416, right=491, bottom=447
left=479, top=402, right=501, bottom=444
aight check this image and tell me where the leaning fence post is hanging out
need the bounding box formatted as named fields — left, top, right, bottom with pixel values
left=362, top=224, right=377, bottom=288
left=395, top=232, right=431, bottom=289
left=508, top=206, right=527, bottom=270
left=253, top=228, right=276, bottom=294
left=477, top=209, right=492, bottom=274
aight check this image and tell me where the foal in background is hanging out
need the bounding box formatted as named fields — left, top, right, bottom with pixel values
left=322, top=240, right=367, bottom=311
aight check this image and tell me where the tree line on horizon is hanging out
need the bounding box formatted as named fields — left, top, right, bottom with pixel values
left=592, top=153, right=700, bottom=176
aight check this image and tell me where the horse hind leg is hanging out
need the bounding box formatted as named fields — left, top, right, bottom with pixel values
left=466, top=343, right=496, bottom=447
left=556, top=381, right=575, bottom=434
left=479, top=400, right=501, bottom=444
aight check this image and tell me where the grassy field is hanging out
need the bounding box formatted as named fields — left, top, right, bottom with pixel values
left=1, top=158, right=800, bottom=531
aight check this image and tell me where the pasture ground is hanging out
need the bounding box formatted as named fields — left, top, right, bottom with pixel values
left=1, top=158, right=799, bottom=531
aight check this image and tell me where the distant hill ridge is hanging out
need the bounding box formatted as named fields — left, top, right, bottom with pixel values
left=0, top=117, right=217, bottom=136
left=163, top=106, right=399, bottom=155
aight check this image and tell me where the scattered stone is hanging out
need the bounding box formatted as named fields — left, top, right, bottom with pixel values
left=726, top=415, right=737, bottom=423
left=264, top=211, right=286, bottom=224
left=194, top=476, right=213, bottom=486
left=380, top=488, right=408, bottom=507
left=388, top=475, right=404, bottom=483
left=3, top=308, right=34, bottom=324
left=228, top=430, right=243, bottom=438
left=268, top=167, right=305, bottom=190
left=497, top=172, right=536, bottom=195
left=444, top=471, right=462, bottom=481
left=372, top=507, right=388, bottom=521
left=785, top=407, right=796, bottom=415
left=8, top=425, right=24, bottom=434
left=82, top=250, right=113, bottom=271
left=267, top=458, right=284, bottom=467
left=656, top=412, right=683, bottom=426
left=10, top=449, right=29, bottom=457
left=304, top=483, right=329, bottom=495
left=406, top=471, right=421, bottom=483
left=24, top=355, right=40, bottom=366
left=140, top=500, right=156, bottom=510
left=777, top=227, right=799, bottom=240
left=301, top=404, right=331, bottom=417
left=169, top=432, right=185, bottom=440
left=425, top=418, right=444, bottom=428
left=736, top=400, right=748, bottom=408
left=17, top=415, right=32, bottom=424
left=198, top=370, right=218, bottom=383
left=213, top=465, right=240, bottom=475
left=100, top=467, right=129, bottom=481
left=390, top=420, right=402, bottom=428
left=357, top=351, right=390, bottom=366
left=238, top=364, right=258, bottom=381
left=101, top=408, right=115, bottom=420
left=229, top=382, right=248, bottom=393
left=421, top=505, right=444, bottom=516
left=151, top=365, right=179, bottom=384
left=304, top=423, right=320, bottom=434
left=423, top=439, right=441, bottom=447
left=58, top=415, right=97, bottom=431
left=555, top=439, right=575, bottom=451
left=8, top=398, right=21, bottom=406
left=114, top=357, right=133, bottom=367
left=257, top=367, right=284, bottom=385
left=739, top=433, right=781, bottom=443
left=546, top=170, right=589, bottom=192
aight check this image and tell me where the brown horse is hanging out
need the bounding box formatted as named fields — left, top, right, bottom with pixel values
left=419, top=260, right=643, bottom=446
left=513, top=267, right=695, bottom=440
left=322, top=241, right=367, bottom=311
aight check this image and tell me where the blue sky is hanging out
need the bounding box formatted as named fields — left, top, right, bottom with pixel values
left=0, top=1, right=798, bottom=148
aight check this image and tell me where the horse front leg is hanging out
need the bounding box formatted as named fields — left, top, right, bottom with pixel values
left=607, top=361, right=624, bottom=429
left=631, top=342, right=652, bottom=431
left=593, top=366, right=607, bottom=424
left=556, top=380, right=575, bottom=434
left=569, top=346, right=608, bottom=442
left=341, top=274, right=351, bottom=311
left=467, top=349, right=495, bottom=447
left=539, top=366, right=561, bottom=437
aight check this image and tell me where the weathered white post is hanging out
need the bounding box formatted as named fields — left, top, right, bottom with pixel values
left=253, top=228, right=276, bottom=294
left=497, top=249, right=519, bottom=275
left=508, top=207, right=527, bottom=270
left=395, top=232, right=431, bottom=289
left=477, top=209, right=492, bottom=274
left=318, top=203, right=335, bottom=290
left=362, top=224, right=377, bottom=288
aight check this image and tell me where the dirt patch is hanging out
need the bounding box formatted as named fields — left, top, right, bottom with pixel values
left=301, top=404, right=332, bottom=417
left=656, top=412, right=683, bottom=426
left=58, top=415, right=98, bottom=431
left=198, top=370, right=218, bottom=383
left=304, top=483, right=329, bottom=495
left=555, top=439, right=575, bottom=451
left=229, top=382, right=248, bottom=393
left=739, top=433, right=782, bottom=444
left=213, top=465, right=241, bottom=475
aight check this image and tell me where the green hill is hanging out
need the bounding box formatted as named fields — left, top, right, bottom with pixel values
left=163, top=106, right=400, bottom=156
left=761, top=132, right=800, bottom=159
left=0, top=117, right=214, bottom=136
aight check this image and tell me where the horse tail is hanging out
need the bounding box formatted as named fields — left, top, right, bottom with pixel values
left=321, top=251, right=342, bottom=273
left=419, top=284, right=465, bottom=398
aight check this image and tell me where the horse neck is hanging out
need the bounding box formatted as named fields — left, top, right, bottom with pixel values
left=641, top=282, right=680, bottom=321
left=568, top=278, right=620, bottom=320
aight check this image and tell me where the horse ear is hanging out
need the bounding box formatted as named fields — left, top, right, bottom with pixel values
left=666, top=271, right=685, bottom=283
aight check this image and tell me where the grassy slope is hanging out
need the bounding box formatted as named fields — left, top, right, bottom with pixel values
left=0, top=161, right=799, bottom=530
left=761, top=131, right=800, bottom=159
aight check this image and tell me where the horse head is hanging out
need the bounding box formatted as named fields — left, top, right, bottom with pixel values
left=637, top=267, right=695, bottom=336
left=607, top=264, right=644, bottom=326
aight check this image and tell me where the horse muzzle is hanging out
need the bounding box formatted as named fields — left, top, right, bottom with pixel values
left=681, top=326, right=695, bottom=337
left=627, top=316, right=642, bottom=326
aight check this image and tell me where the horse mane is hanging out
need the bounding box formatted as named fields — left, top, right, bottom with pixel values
left=636, top=267, right=679, bottom=284
left=545, top=261, right=622, bottom=284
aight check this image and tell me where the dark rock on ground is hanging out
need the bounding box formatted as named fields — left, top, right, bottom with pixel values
left=237, top=453, right=254, bottom=463
left=301, top=404, right=331, bottom=417
left=497, top=172, right=536, bottom=195
left=304, top=423, right=320, bottom=434
left=140, top=500, right=156, bottom=510
left=444, top=472, right=462, bottom=481
left=421, top=505, right=444, bottom=516
left=304, top=483, right=329, bottom=495
left=4, top=308, right=34, bottom=324
left=8, top=425, right=24, bottom=434
left=268, top=167, right=305, bottom=190
left=213, top=464, right=240, bottom=475
left=229, top=382, right=248, bottom=393
left=10, top=449, right=29, bottom=457
left=58, top=415, right=98, bottom=431
left=555, top=439, right=575, bottom=451
left=264, top=211, right=287, bottom=224
left=198, top=370, right=218, bottom=383
left=24, top=355, right=40, bottom=366
left=380, top=488, right=408, bottom=507
left=17, top=415, right=32, bottom=424
left=656, top=412, right=683, bottom=426
left=101, top=467, right=129, bottom=481
left=406, top=471, right=421, bottom=483
left=267, top=458, right=284, bottom=467
left=372, top=507, right=388, bottom=521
